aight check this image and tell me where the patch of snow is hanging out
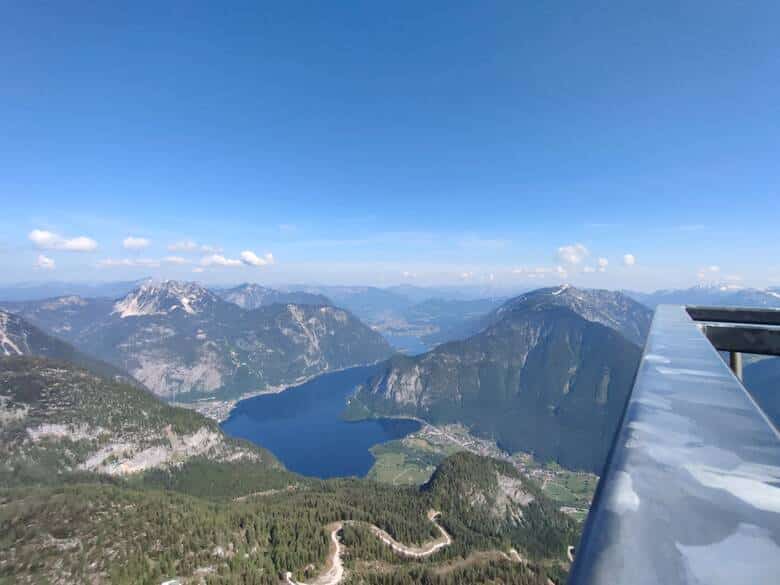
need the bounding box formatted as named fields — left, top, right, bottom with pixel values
left=112, top=280, right=212, bottom=318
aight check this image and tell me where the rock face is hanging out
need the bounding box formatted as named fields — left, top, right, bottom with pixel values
left=3, top=281, right=393, bottom=401
left=484, top=285, right=652, bottom=347
left=0, top=356, right=272, bottom=479
left=218, top=283, right=332, bottom=309
left=353, top=286, right=651, bottom=473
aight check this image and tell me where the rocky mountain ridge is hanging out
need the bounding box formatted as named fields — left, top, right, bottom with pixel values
left=351, top=286, right=651, bottom=472
left=218, top=283, right=332, bottom=309
left=2, top=281, right=393, bottom=401
left=0, top=356, right=276, bottom=484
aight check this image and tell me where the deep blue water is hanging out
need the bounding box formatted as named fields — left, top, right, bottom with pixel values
left=382, top=333, right=430, bottom=356
left=221, top=365, right=421, bottom=479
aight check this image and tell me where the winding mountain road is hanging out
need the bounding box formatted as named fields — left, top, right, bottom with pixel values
left=285, top=510, right=450, bottom=585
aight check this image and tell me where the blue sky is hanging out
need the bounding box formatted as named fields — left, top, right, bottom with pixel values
left=1, top=2, right=778, bottom=290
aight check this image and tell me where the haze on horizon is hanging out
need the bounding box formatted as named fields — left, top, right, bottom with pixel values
left=1, top=3, right=778, bottom=291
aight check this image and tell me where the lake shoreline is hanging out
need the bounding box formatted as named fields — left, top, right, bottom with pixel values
left=182, top=359, right=388, bottom=422
left=219, top=365, right=422, bottom=479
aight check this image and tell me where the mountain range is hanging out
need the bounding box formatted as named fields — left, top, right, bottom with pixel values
left=217, top=282, right=332, bottom=309
left=626, top=284, right=780, bottom=309
left=2, top=280, right=393, bottom=401
left=350, top=286, right=652, bottom=473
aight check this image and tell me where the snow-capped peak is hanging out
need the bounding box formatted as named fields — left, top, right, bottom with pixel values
left=112, top=280, right=214, bottom=318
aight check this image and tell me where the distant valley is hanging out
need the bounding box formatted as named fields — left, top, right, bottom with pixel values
left=275, top=284, right=506, bottom=353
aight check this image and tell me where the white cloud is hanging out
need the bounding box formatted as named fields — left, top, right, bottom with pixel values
left=240, top=250, right=274, bottom=267
left=598, top=257, right=608, bottom=272
left=29, top=229, right=97, bottom=252
left=557, top=243, right=589, bottom=265
left=623, top=254, right=636, bottom=266
left=36, top=254, right=55, bottom=270
left=201, top=254, right=242, bottom=267
left=460, top=271, right=474, bottom=280
left=583, top=266, right=596, bottom=273
left=163, top=256, right=189, bottom=265
left=123, top=236, right=150, bottom=250
left=98, top=258, right=161, bottom=268
left=193, top=267, right=205, bottom=273
left=401, top=271, right=416, bottom=279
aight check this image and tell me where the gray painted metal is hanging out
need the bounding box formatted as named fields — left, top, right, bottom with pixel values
left=567, top=305, right=780, bottom=585
left=701, top=324, right=780, bottom=357
left=687, top=306, right=780, bottom=326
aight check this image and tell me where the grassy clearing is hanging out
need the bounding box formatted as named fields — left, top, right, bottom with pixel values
left=367, top=440, right=445, bottom=486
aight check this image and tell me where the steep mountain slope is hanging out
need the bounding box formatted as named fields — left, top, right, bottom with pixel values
left=486, top=285, right=651, bottom=346
left=423, top=452, right=578, bottom=560
left=351, top=286, right=650, bottom=472
left=218, top=282, right=332, bottom=309
left=0, top=356, right=277, bottom=485
left=0, top=309, right=136, bottom=385
left=626, top=284, right=780, bottom=309
left=4, top=281, right=393, bottom=401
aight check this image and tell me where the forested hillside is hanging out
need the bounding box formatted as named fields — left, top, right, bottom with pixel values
left=1, top=355, right=578, bottom=584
